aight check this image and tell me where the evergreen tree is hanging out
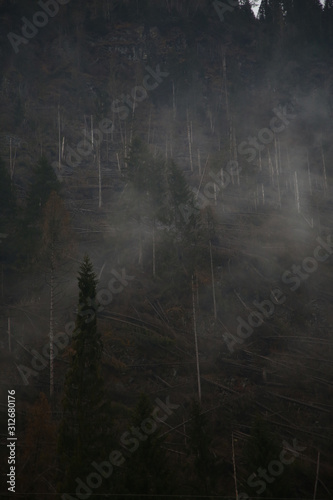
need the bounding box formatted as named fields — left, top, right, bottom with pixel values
left=0, top=156, right=16, bottom=266
left=244, top=417, right=280, bottom=472
left=164, top=159, right=205, bottom=279
left=166, top=159, right=200, bottom=239
left=282, top=0, right=323, bottom=41
left=202, top=205, right=218, bottom=245
left=57, top=255, right=113, bottom=497
left=258, top=0, right=269, bottom=20
left=324, top=0, right=333, bottom=44
left=187, top=400, right=217, bottom=495
left=18, top=157, right=61, bottom=265
left=125, top=137, right=166, bottom=267
left=259, top=0, right=284, bottom=37
left=123, top=393, right=172, bottom=498
left=17, top=393, right=56, bottom=498
left=26, top=156, right=61, bottom=222
left=239, top=0, right=256, bottom=21
left=243, top=417, right=290, bottom=498
left=0, top=156, right=15, bottom=222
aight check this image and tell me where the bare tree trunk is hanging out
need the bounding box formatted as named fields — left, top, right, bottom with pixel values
left=50, top=253, right=54, bottom=398
left=147, top=106, right=151, bottom=144
left=129, top=76, right=137, bottom=146
left=116, top=152, right=121, bottom=173
left=294, top=171, right=300, bottom=213
left=307, top=149, right=312, bottom=195
left=9, top=137, right=12, bottom=179
left=268, top=149, right=274, bottom=186
left=320, top=140, right=327, bottom=196
left=192, top=275, right=201, bottom=403
left=98, top=145, right=102, bottom=208
left=197, top=149, right=201, bottom=176
left=111, top=108, right=114, bottom=143
left=231, top=121, right=239, bottom=185
left=172, top=80, right=176, bottom=120
left=209, top=241, right=217, bottom=320
left=208, top=107, right=214, bottom=134
left=138, top=214, right=143, bottom=267
left=223, top=51, right=229, bottom=123
left=83, top=114, right=87, bottom=149
left=187, top=109, right=193, bottom=172
left=152, top=219, right=156, bottom=278
left=229, top=120, right=234, bottom=185
left=232, top=432, right=239, bottom=500
left=106, top=129, right=109, bottom=162
left=274, top=134, right=279, bottom=175
left=8, top=317, right=11, bottom=352
left=58, top=106, right=61, bottom=171
left=12, top=144, right=17, bottom=180
left=313, top=451, right=320, bottom=500
left=262, top=183, right=265, bottom=206
left=277, top=168, right=281, bottom=209
left=124, top=123, right=127, bottom=169
left=286, top=144, right=291, bottom=190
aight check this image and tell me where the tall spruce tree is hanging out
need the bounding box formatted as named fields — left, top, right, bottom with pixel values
left=166, top=159, right=199, bottom=236
left=125, top=137, right=159, bottom=267
left=324, top=0, right=333, bottom=43
left=0, top=156, right=16, bottom=266
left=122, top=393, right=171, bottom=498
left=17, top=393, right=56, bottom=497
left=259, top=0, right=284, bottom=37
left=243, top=417, right=290, bottom=498
left=26, top=156, right=60, bottom=222
left=58, top=255, right=113, bottom=498
left=239, top=0, right=256, bottom=21
left=187, top=400, right=217, bottom=495
left=17, top=157, right=61, bottom=266
left=0, top=156, right=15, bottom=222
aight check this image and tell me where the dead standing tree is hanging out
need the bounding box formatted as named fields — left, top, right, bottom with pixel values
left=42, top=191, right=74, bottom=397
